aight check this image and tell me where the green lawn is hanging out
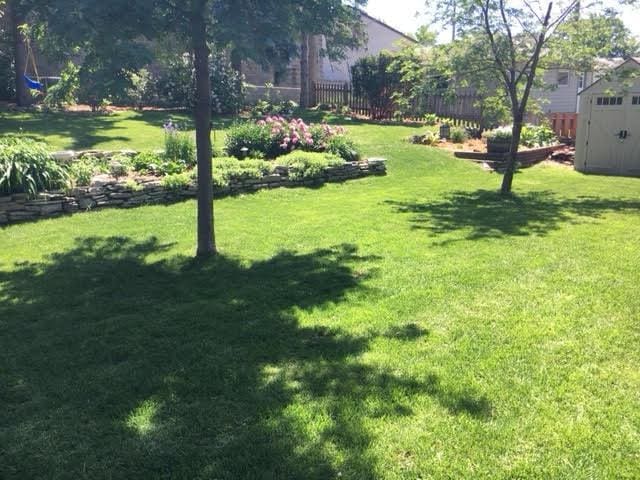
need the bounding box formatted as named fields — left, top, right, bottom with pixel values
left=1, top=112, right=640, bottom=479
left=0, top=109, right=231, bottom=151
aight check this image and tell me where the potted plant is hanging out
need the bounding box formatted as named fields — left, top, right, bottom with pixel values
left=483, top=127, right=513, bottom=154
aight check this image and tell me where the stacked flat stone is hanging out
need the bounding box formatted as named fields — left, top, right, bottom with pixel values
left=0, top=154, right=386, bottom=226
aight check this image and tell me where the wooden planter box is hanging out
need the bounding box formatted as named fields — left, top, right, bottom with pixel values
left=487, top=138, right=512, bottom=154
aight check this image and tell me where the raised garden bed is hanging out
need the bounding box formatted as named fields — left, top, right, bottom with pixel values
left=0, top=151, right=386, bottom=226
left=453, top=144, right=565, bottom=170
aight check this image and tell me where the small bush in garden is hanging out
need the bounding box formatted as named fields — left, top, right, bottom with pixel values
left=422, top=132, right=438, bottom=146
left=519, top=126, right=536, bottom=148
left=225, top=122, right=275, bottom=159
left=132, top=151, right=164, bottom=174
left=163, top=120, right=196, bottom=166
left=43, top=62, right=80, bottom=109
left=157, top=160, right=187, bottom=176
left=109, top=162, right=128, bottom=180
left=526, top=124, right=557, bottom=147
left=326, top=135, right=361, bottom=162
left=124, top=178, right=143, bottom=192
left=424, top=113, right=438, bottom=126
left=483, top=126, right=513, bottom=143
left=0, top=136, right=68, bottom=197
left=450, top=127, right=468, bottom=144
left=68, top=159, right=95, bottom=187
left=277, top=151, right=343, bottom=181
left=520, top=124, right=553, bottom=147
left=161, top=172, right=191, bottom=192
left=225, top=117, right=353, bottom=160
left=210, top=50, right=246, bottom=114
left=212, top=156, right=274, bottom=188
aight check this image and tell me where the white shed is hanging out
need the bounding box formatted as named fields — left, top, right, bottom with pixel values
left=575, top=57, right=640, bottom=176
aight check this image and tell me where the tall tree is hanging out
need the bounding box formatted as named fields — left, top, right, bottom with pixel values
left=4, top=0, right=32, bottom=105
left=35, top=0, right=332, bottom=256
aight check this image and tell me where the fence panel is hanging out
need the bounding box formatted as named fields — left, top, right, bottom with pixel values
left=312, top=82, right=483, bottom=126
left=549, top=113, right=578, bottom=139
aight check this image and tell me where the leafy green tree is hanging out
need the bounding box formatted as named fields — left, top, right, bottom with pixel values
left=425, top=0, right=638, bottom=194
left=3, top=0, right=35, bottom=106
left=34, top=0, right=358, bottom=256
left=548, top=9, right=639, bottom=72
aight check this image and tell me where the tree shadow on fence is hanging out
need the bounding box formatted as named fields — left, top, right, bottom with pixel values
left=386, top=189, right=640, bottom=243
left=0, top=236, right=490, bottom=479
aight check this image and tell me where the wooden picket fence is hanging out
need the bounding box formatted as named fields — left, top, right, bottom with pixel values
left=549, top=112, right=578, bottom=139
left=312, top=81, right=483, bottom=126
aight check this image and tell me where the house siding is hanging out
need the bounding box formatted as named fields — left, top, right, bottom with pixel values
left=319, top=15, right=412, bottom=83
left=532, top=69, right=582, bottom=114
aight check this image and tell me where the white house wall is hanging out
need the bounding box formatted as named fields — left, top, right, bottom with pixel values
left=319, top=15, right=412, bottom=83
left=532, top=69, right=583, bottom=114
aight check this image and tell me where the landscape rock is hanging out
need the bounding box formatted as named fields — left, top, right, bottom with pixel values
left=0, top=156, right=386, bottom=225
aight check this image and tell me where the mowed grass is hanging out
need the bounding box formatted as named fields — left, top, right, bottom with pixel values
left=0, top=109, right=231, bottom=151
left=1, top=113, right=640, bottom=479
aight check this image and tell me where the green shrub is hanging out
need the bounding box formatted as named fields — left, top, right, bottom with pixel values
left=108, top=155, right=130, bottom=179
left=212, top=156, right=274, bottom=188
left=163, top=120, right=196, bottom=166
left=537, top=125, right=557, bottom=146
left=161, top=172, right=191, bottom=191
left=124, top=178, right=143, bottom=192
left=225, top=122, right=276, bottom=159
left=450, top=127, right=468, bottom=144
left=484, top=125, right=557, bottom=148
left=125, top=68, right=153, bottom=110
left=326, top=135, right=361, bottom=162
left=0, top=136, right=68, bottom=197
left=424, top=113, right=438, bottom=126
left=43, top=62, right=80, bottom=109
left=132, top=151, right=164, bottom=174
left=210, top=50, right=246, bottom=114
left=483, top=126, right=512, bottom=142
left=157, top=160, right=186, bottom=176
left=68, top=159, right=95, bottom=187
left=423, top=132, right=438, bottom=146
left=277, top=151, right=343, bottom=181
left=153, top=57, right=196, bottom=109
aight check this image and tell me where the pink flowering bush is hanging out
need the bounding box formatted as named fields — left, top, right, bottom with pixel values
left=225, top=116, right=353, bottom=160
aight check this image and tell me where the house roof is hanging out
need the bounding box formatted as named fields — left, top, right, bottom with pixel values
left=358, top=9, right=418, bottom=44
left=579, top=57, right=640, bottom=95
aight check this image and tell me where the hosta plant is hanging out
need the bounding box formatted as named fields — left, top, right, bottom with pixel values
left=0, top=136, right=68, bottom=197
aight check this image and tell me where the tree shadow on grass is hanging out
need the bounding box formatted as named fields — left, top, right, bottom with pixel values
left=0, top=111, right=135, bottom=150
left=386, top=189, right=640, bottom=243
left=0, top=236, right=491, bottom=479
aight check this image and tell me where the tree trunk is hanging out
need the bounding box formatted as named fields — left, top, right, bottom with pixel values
left=8, top=1, right=32, bottom=106
left=500, top=114, right=524, bottom=195
left=299, top=33, right=309, bottom=108
left=191, top=2, right=216, bottom=257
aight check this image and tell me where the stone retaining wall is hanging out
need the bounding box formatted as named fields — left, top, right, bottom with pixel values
left=0, top=158, right=386, bottom=226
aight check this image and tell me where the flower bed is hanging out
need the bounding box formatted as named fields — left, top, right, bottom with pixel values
left=0, top=152, right=386, bottom=225
left=225, top=116, right=360, bottom=161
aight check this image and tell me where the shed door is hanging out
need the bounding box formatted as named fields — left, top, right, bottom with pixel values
left=621, top=94, right=640, bottom=175
left=586, top=95, right=627, bottom=173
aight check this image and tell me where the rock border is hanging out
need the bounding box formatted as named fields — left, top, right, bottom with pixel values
left=1, top=154, right=386, bottom=226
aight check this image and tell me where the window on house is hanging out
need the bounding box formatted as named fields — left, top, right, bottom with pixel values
left=557, top=71, right=570, bottom=86
left=577, top=73, right=585, bottom=91
left=633, top=96, right=640, bottom=105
